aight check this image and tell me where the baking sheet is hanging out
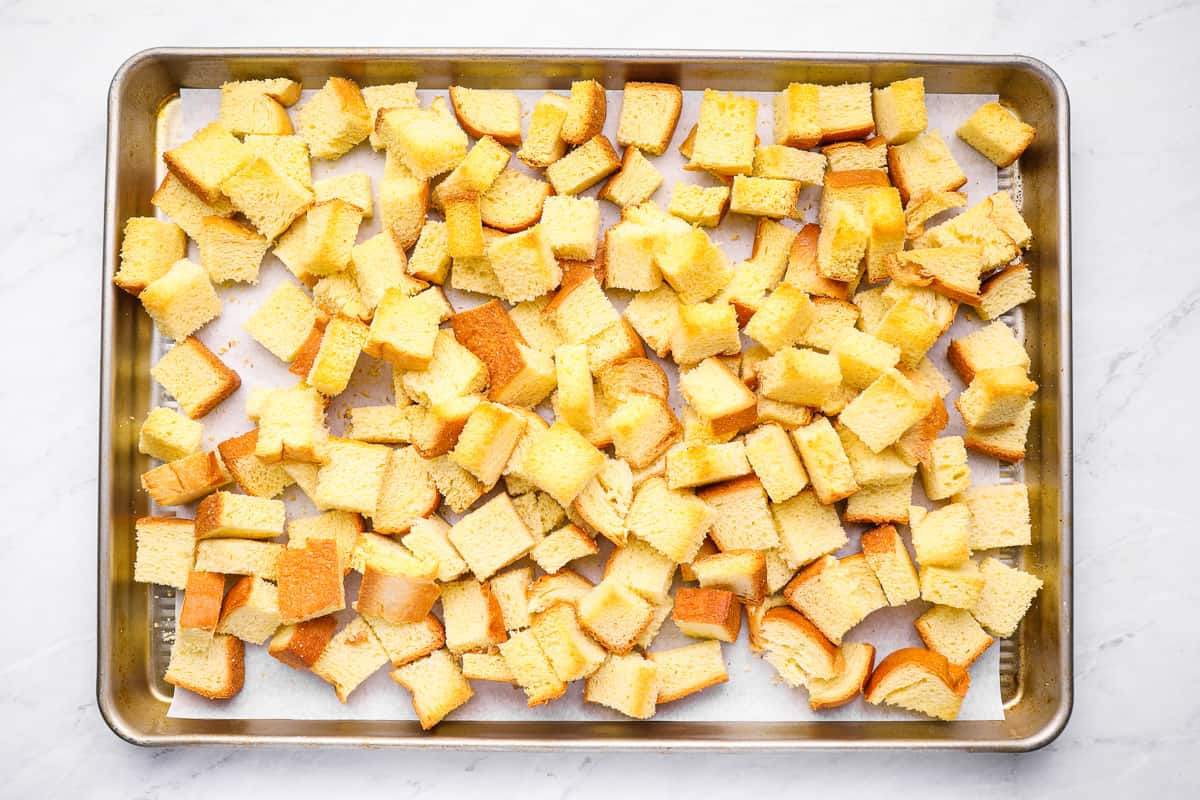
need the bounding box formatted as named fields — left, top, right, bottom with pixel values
left=165, top=86, right=1007, bottom=723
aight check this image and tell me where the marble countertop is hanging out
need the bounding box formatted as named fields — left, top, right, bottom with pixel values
left=2, top=0, right=1197, bottom=795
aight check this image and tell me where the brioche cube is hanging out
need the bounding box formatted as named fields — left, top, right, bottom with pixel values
left=486, top=225, right=563, bottom=303
left=871, top=297, right=943, bottom=369
left=915, top=605, right=994, bottom=668
left=626, top=477, right=714, bottom=564
left=426, top=454, right=486, bottom=513
left=864, top=647, right=969, bottom=721
left=823, top=138, right=888, bottom=172
left=255, top=385, right=328, bottom=464
left=395, top=517, right=466, bottom=584
left=622, top=284, right=678, bottom=357
left=657, top=227, right=732, bottom=304
left=606, top=392, right=679, bottom=471
left=550, top=273, right=620, bottom=344
left=479, top=168, right=551, bottom=232
left=758, top=605, right=841, bottom=681
left=138, top=407, right=202, bottom=463
left=816, top=83, right=874, bottom=142
left=312, top=439, right=389, bottom=515
left=577, top=577, right=654, bottom=654
left=521, top=422, right=606, bottom=507
left=773, top=83, right=820, bottom=148
left=219, top=79, right=297, bottom=136
left=696, top=475, right=779, bottom=553
left=221, top=156, right=313, bottom=241
left=597, top=357, right=669, bottom=400
left=540, top=195, right=600, bottom=261
left=783, top=554, right=886, bottom=644
left=617, top=82, right=682, bottom=155
left=140, top=449, right=230, bottom=507
left=349, top=531, right=433, bottom=577
left=970, top=557, right=1044, bottom=637
left=599, top=147, right=664, bottom=208
left=527, top=569, right=594, bottom=616
left=133, top=517, right=195, bottom=589
left=904, top=188, right=968, bottom=238
left=151, top=337, right=240, bottom=419
left=860, top=523, right=920, bottom=605
left=194, top=491, right=285, bottom=540
left=488, top=566, right=533, bottom=631
left=573, top=457, right=635, bottom=546
left=410, top=395, right=477, bottom=458
left=362, top=82, right=419, bottom=150
left=671, top=301, right=740, bottom=365
left=388, top=648, right=474, bottom=730
left=744, top=423, right=808, bottom=503
left=844, top=477, right=915, bottom=525
left=215, top=575, right=280, bottom=645
left=391, top=224, right=446, bottom=288
left=139, top=259, right=222, bottom=342
left=448, top=494, right=535, bottom=581
left=603, top=221, right=663, bottom=291
left=887, top=245, right=985, bottom=304
left=243, top=278, right=324, bottom=362
left=517, top=93, right=570, bottom=168
left=162, top=122, right=249, bottom=204
left=307, top=315, right=368, bottom=397
left=379, top=162, right=430, bottom=249
left=440, top=579, right=506, bottom=654
left=919, top=191, right=1031, bottom=269
left=362, top=614, right=445, bottom=669
left=585, top=653, right=659, bottom=719
left=294, top=77, right=371, bottom=159
left=195, top=216, right=268, bottom=285
left=451, top=300, right=556, bottom=407
left=377, top=105, right=467, bottom=178
left=313, top=172, right=373, bottom=219
left=957, top=101, right=1036, bottom=168
left=365, top=287, right=441, bottom=370
left=839, top=369, right=931, bottom=453
left=436, top=134, right=511, bottom=195
left=668, top=183, right=730, bottom=227
left=743, top=285, right=816, bottom=355
left=310, top=274, right=369, bottom=322
left=920, top=560, right=985, bottom=609
left=546, top=134, right=621, bottom=195
left=553, top=343, right=596, bottom=434
left=920, top=436, right=971, bottom=500
left=311, top=616, right=389, bottom=703
left=863, top=187, right=907, bottom=283
left=756, top=347, right=841, bottom=407
left=448, top=86, right=521, bottom=144
left=276, top=539, right=345, bottom=625
left=977, top=263, right=1035, bottom=321
left=529, top=601, right=607, bottom=682
left=373, top=445, right=439, bottom=534
left=831, top=328, right=901, bottom=390
left=449, top=401, right=525, bottom=488
left=604, top=536, right=676, bottom=602
left=164, top=628, right=244, bottom=700
left=947, top=320, right=1030, bottom=384
left=679, top=357, right=757, bottom=436
left=115, top=217, right=186, bottom=295
left=288, top=510, right=363, bottom=574
left=499, top=627, right=567, bottom=706
left=562, top=79, right=607, bottom=145
left=194, top=539, right=282, bottom=581
left=667, top=442, right=751, bottom=490
left=910, top=503, right=972, bottom=568
left=816, top=201, right=868, bottom=282
left=692, top=549, right=767, bottom=604
left=691, top=90, right=757, bottom=175
left=791, top=417, right=858, bottom=505
left=730, top=175, right=801, bottom=219
left=957, top=483, right=1032, bottom=550
left=753, top=145, right=826, bottom=184
left=888, top=130, right=967, bottom=203
left=400, top=328, right=487, bottom=406
left=646, top=640, right=727, bottom=704
left=242, top=133, right=311, bottom=187
left=956, top=366, right=1038, bottom=430
left=178, top=570, right=227, bottom=634
left=804, top=640, right=877, bottom=710
left=835, top=424, right=915, bottom=488
left=443, top=189, right=485, bottom=258
left=872, top=78, right=927, bottom=145
left=673, top=587, right=741, bottom=643
left=351, top=231, right=426, bottom=312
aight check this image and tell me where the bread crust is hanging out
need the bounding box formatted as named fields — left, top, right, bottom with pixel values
left=562, top=80, right=607, bottom=145
left=864, top=646, right=970, bottom=704
left=356, top=564, right=442, bottom=624
left=289, top=317, right=328, bottom=377
left=964, top=432, right=1026, bottom=464
left=760, top=605, right=840, bottom=677
left=785, top=224, right=850, bottom=300
left=808, top=642, right=876, bottom=710
left=278, top=539, right=345, bottom=624
left=479, top=172, right=552, bottom=232
left=269, top=615, right=338, bottom=670
left=141, top=450, right=230, bottom=506
left=451, top=300, right=537, bottom=404
left=672, top=587, right=741, bottom=643
left=448, top=87, right=522, bottom=146
left=179, top=571, right=227, bottom=631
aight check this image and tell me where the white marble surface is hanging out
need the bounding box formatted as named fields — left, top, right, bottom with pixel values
left=1, top=0, right=1197, bottom=795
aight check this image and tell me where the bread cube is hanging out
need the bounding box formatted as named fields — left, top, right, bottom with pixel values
left=293, top=77, right=371, bottom=159
left=536, top=195, right=601, bottom=263
left=268, top=616, right=339, bottom=671
left=816, top=83, right=875, bottom=142
left=449, top=402, right=525, bottom=488
left=645, top=640, right=727, bottom=704
left=162, top=122, right=249, bottom=204
left=753, top=145, right=826, bottom=184
left=679, top=357, right=757, bottom=437
left=520, top=421, right=606, bottom=507
left=835, top=423, right=915, bottom=488
left=691, top=476, right=776, bottom=557
left=562, top=79, right=607, bottom=145
left=915, top=605, right=994, bottom=668
left=451, top=300, right=556, bottom=407
left=872, top=78, right=927, bottom=145
left=215, top=575, right=280, bottom=645
left=976, top=263, right=1036, bottom=321
left=888, top=130, right=967, bottom=203
left=426, top=454, right=486, bottom=513
left=862, top=187, right=907, bottom=283
left=517, top=93, right=570, bottom=169
left=549, top=272, right=619, bottom=345
left=599, top=147, right=664, bottom=208
left=194, top=491, right=285, bottom=540
left=690, top=89, right=757, bottom=175
left=546, top=134, right=621, bottom=195
left=887, top=245, right=985, bottom=305
left=193, top=539, right=283, bottom=581
left=438, top=578, right=506, bottom=654
left=480, top=566, right=530, bottom=632
left=860, top=523, right=920, bottom=606
left=846, top=475, right=914, bottom=525
left=364, top=287, right=442, bottom=370
left=151, top=337, right=240, bottom=419
left=195, top=216, right=268, bottom=285
left=527, top=569, right=594, bottom=616
left=773, top=83, right=821, bottom=148
left=448, top=86, right=522, bottom=144
left=956, top=366, right=1038, bottom=430
left=218, top=79, right=297, bottom=136
left=288, top=510, right=363, bottom=575
left=791, top=417, right=859, bottom=505
left=617, top=82, right=682, bottom=155
left=783, top=554, right=886, bottom=645
left=529, top=523, right=597, bottom=575
left=486, top=225, right=563, bottom=303
left=400, top=328, right=487, bottom=406
left=756, top=347, right=841, bottom=407
left=307, top=315, right=368, bottom=397
left=691, top=550, right=767, bottom=604
left=389, top=648, right=474, bottom=730
left=115, top=217, right=186, bottom=295
left=373, top=445, right=438, bottom=534
left=277, top=539, right=345, bottom=625
left=668, top=183, right=730, bottom=227
left=970, top=557, right=1044, bottom=637
left=164, top=628, right=244, bottom=700
left=673, top=587, right=741, bottom=643
left=744, top=285, right=816, bottom=354
left=479, top=168, right=551, bottom=232
left=313, top=438, right=389, bottom=515
left=657, top=227, right=732, bottom=304
left=177, top=570, right=226, bottom=634
left=839, top=369, right=931, bottom=452
left=864, top=647, right=969, bottom=721
left=757, top=605, right=840, bottom=682
left=730, top=175, right=801, bottom=219
left=499, top=627, right=567, bottom=707
left=919, top=560, right=985, bottom=609
left=666, top=441, right=752, bottom=491
left=572, top=457, right=635, bottom=547
left=139, top=259, right=222, bottom=341
left=626, top=477, right=714, bottom=564
left=362, top=82, right=420, bottom=149
left=957, top=483, right=1032, bottom=550
left=584, top=653, right=659, bottom=719
left=947, top=320, right=1030, bottom=385
left=743, top=423, right=808, bottom=503
left=603, top=536, right=676, bottom=602
left=312, top=616, right=390, bottom=703
left=133, top=516, right=195, bottom=589
left=138, top=407, right=202, bottom=463
left=920, top=436, right=971, bottom=500
left=529, top=601, right=608, bottom=684
left=553, top=343, right=597, bottom=435
left=377, top=105, right=467, bottom=178
left=242, top=132, right=311, bottom=187
left=910, top=503, right=972, bottom=568
left=957, top=101, right=1036, bottom=167
left=221, top=156, right=314, bottom=241
left=621, top=286, right=678, bottom=358
left=448, top=494, right=536, bottom=581
left=379, top=162, right=430, bottom=249
left=254, top=385, right=328, bottom=464
left=816, top=201, right=868, bottom=282
left=831, top=328, right=900, bottom=390
left=670, top=301, right=739, bottom=365
left=578, top=577, right=654, bottom=654
left=442, top=189, right=485, bottom=259
left=349, top=531, right=433, bottom=577
left=921, top=191, right=1032, bottom=269
left=823, top=138, right=888, bottom=172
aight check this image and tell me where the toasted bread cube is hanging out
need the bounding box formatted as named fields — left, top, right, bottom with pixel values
left=599, top=147, right=664, bottom=208
left=864, top=647, right=969, bottom=721
left=957, top=483, right=1032, bottom=550
left=518, top=93, right=570, bottom=168
left=947, top=320, right=1030, bottom=385
left=356, top=564, right=439, bottom=626
left=151, top=173, right=233, bottom=241
left=743, top=285, right=816, bottom=355
left=784, top=226, right=849, bottom=301
left=970, top=557, right=1043, bottom=637
left=221, top=156, right=314, bottom=240
left=919, top=191, right=1031, bottom=269
left=822, top=137, right=888, bottom=172
left=657, top=227, right=732, bottom=305
left=451, top=300, right=555, bottom=407
left=310, top=273, right=369, bottom=322
left=673, top=587, right=741, bottom=643
left=364, top=287, right=442, bottom=370
left=448, top=86, right=521, bottom=144
left=350, top=231, right=426, bottom=311
left=178, top=570, right=227, bottom=633
left=956, top=366, right=1038, bottom=430
left=816, top=201, right=868, bottom=283
left=293, top=77, right=371, bottom=159
left=242, top=133, right=311, bottom=187
left=521, top=422, right=606, bottom=507
left=215, top=575, right=280, bottom=645
left=577, top=577, right=654, bottom=654
left=670, top=301, right=739, bottom=365
left=957, top=101, right=1036, bottom=168
left=888, top=130, right=967, bottom=204
left=373, top=445, right=438, bottom=534
left=887, top=245, right=985, bottom=304
left=549, top=273, right=619, bottom=345
left=743, top=423, right=808, bottom=503
left=194, top=491, right=285, bottom=540
left=479, top=168, right=552, bottom=232
left=439, top=578, right=507, bottom=654
left=306, top=315, right=368, bottom=397
left=530, top=602, right=607, bottom=682
left=449, top=402, right=525, bottom=488
left=140, top=449, right=230, bottom=506
left=601, top=220, right=661, bottom=291
left=691, top=550, right=767, bottom=604
left=349, top=531, right=432, bottom=576
left=311, top=172, right=373, bottom=220
left=426, top=454, right=487, bottom=513
left=872, top=78, right=927, bottom=145
left=552, top=343, right=595, bottom=434
left=311, top=438, right=388, bottom=515
left=392, top=224, right=446, bottom=287
left=390, top=649, right=474, bottom=730
left=151, top=337, right=240, bottom=419
left=311, top=616, right=389, bottom=703
left=277, top=539, right=345, bottom=625
left=691, top=90, right=757, bottom=175
left=756, top=347, right=841, bottom=408
left=729, top=175, right=801, bottom=219
left=139, top=259, right=222, bottom=342
left=395, top=517, right=466, bottom=584
left=915, top=605, right=994, bottom=668
left=626, top=477, right=714, bottom=564
left=448, top=494, right=535, bottom=581
left=362, top=82, right=419, bottom=149
left=195, top=216, right=268, bottom=285
left=666, top=441, right=751, bottom=491
left=920, top=436, right=971, bottom=501
left=860, top=522, right=921, bottom=606
left=138, top=407, right=202, bottom=463
left=483, top=565, right=531, bottom=632
left=976, top=263, right=1035, bottom=320
left=560, top=79, right=607, bottom=145
left=133, top=516, right=195, bottom=589
left=679, top=357, right=758, bottom=437
left=920, top=560, right=985, bottom=609
left=165, top=628, right=244, bottom=700
left=361, top=613, right=444, bottom=669
left=219, top=79, right=297, bottom=136
left=115, top=217, right=187, bottom=295
left=377, top=105, right=467, bottom=178
left=288, top=510, right=363, bottom=574
left=757, top=605, right=841, bottom=681
left=904, top=189, right=968, bottom=238
left=783, top=554, right=886, bottom=645
left=193, top=538, right=282, bottom=581
left=401, top=329, right=488, bottom=406
left=527, top=569, right=594, bottom=616
left=645, top=640, right=727, bottom=703
left=622, top=284, right=678, bottom=357
left=546, top=134, right=621, bottom=195
left=816, top=83, right=875, bottom=143
left=379, top=161, right=430, bottom=249
left=443, top=189, right=485, bottom=259
left=432, top=136, right=512, bottom=202
left=486, top=225, right=562, bottom=303
left=862, top=187, right=907, bottom=283
left=691, top=476, right=777, bottom=556
left=870, top=297, right=942, bottom=370
left=839, top=369, right=931, bottom=452
left=603, top=536, right=676, bottom=601
left=254, top=385, right=329, bottom=464
left=668, top=183, right=730, bottom=227
left=773, top=83, right=820, bottom=148
left=753, top=145, right=826, bottom=184
left=162, top=122, right=249, bottom=204
left=585, top=653, right=658, bottom=719
left=616, top=82, right=682, bottom=155
left=835, top=423, right=915, bottom=488
left=802, top=640, right=877, bottom=710
left=790, top=417, right=858, bottom=505
left=499, top=628, right=567, bottom=707
left=831, top=328, right=900, bottom=390
left=540, top=195, right=600, bottom=261
left=573, top=457, right=635, bottom=547
left=844, top=477, right=914, bottom=525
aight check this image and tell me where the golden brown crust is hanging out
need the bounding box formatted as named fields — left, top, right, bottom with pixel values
left=448, top=87, right=522, bottom=146
left=355, top=565, right=442, bottom=624
left=887, top=255, right=981, bottom=306
left=278, top=539, right=345, bottom=624
left=192, top=491, right=225, bottom=539
left=819, top=122, right=876, bottom=145
left=672, top=587, right=741, bottom=642
left=864, top=646, right=970, bottom=702
left=945, top=339, right=974, bottom=384
left=451, top=300, right=533, bottom=403
left=179, top=571, right=226, bottom=631
left=176, top=338, right=242, bottom=419
left=963, top=433, right=1026, bottom=464
left=288, top=317, right=327, bottom=378
left=809, top=643, right=876, bottom=710
left=761, top=605, right=839, bottom=662
left=166, top=635, right=245, bottom=699
left=219, top=575, right=256, bottom=620
left=480, top=580, right=509, bottom=646
left=562, top=80, right=607, bottom=145
left=618, top=391, right=682, bottom=469
left=914, top=615, right=992, bottom=669
left=783, top=553, right=835, bottom=605
left=898, top=400, right=949, bottom=467
left=480, top=178, right=552, bottom=233
left=859, top=524, right=901, bottom=558
left=786, top=224, right=850, bottom=300
left=973, top=262, right=1031, bottom=313
left=269, top=615, right=338, bottom=670
left=141, top=450, right=230, bottom=506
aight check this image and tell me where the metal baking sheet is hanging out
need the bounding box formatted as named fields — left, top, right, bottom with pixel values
left=99, top=49, right=1071, bottom=750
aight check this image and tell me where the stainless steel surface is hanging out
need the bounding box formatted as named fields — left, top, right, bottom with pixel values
left=100, top=48, right=1071, bottom=750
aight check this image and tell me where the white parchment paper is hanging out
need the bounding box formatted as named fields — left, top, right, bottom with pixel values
left=165, top=84, right=1008, bottom=723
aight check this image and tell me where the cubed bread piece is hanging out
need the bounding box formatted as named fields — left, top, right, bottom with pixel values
left=904, top=189, right=968, bottom=238
left=546, top=134, right=621, bottom=195
left=791, top=417, right=858, bottom=505
left=306, top=314, right=368, bottom=397
left=488, top=566, right=533, bottom=631
left=194, top=539, right=283, bottom=581
left=376, top=105, right=467, bottom=178
left=691, top=550, right=767, bottom=605
left=139, top=260, right=221, bottom=342
left=872, top=78, right=927, bottom=145
left=976, top=263, right=1035, bottom=321
left=667, top=442, right=752, bottom=490
left=443, top=189, right=485, bottom=258
left=887, top=130, right=967, bottom=204
left=743, top=285, right=816, bottom=354
left=440, top=578, right=507, bottom=653
left=311, top=616, right=389, bottom=702
left=862, top=187, right=907, bottom=284
left=668, top=183, right=730, bottom=227
left=947, top=320, right=1030, bottom=385
left=602, top=220, right=663, bottom=291
left=887, top=245, right=985, bottom=304
left=646, top=640, right=727, bottom=703
left=215, top=575, right=280, bottom=645
left=400, top=327, right=488, bottom=406
left=957, top=101, right=1036, bottom=168
left=622, top=285, right=678, bottom=358
left=485, top=224, right=563, bottom=303
left=511, top=490, right=567, bottom=540
left=838, top=369, right=931, bottom=453
left=597, top=357, right=668, bottom=400
left=956, top=366, right=1038, bottom=430
left=527, top=569, right=594, bottom=616
left=293, top=77, right=371, bottom=159
left=351, top=230, right=426, bottom=310
left=141, top=450, right=230, bottom=506
left=269, top=615, right=339, bottom=670
left=314, top=171, right=373, bottom=218
left=864, top=647, right=970, bottom=721
left=773, top=83, right=821, bottom=148
left=679, top=357, right=758, bottom=437
left=531, top=523, right=599, bottom=574
left=783, top=554, right=885, bottom=645
left=309, top=274, right=369, bottom=322
left=427, top=454, right=487, bottom=513
left=803, top=641, right=876, bottom=710
left=691, top=90, right=757, bottom=175
left=758, top=605, right=840, bottom=681
left=844, top=477, right=914, bottom=526
left=151, top=173, right=234, bottom=241
left=970, top=557, right=1043, bottom=637
left=498, top=628, right=567, bottom=707
left=539, top=195, right=601, bottom=260
left=479, top=168, right=552, bottom=233
left=390, top=648, right=474, bottom=730
left=696, top=476, right=779, bottom=554
left=670, top=301, right=740, bottom=366
left=165, top=628, right=244, bottom=700
left=816, top=83, right=875, bottom=143
left=133, top=516, right=195, bottom=589
left=585, top=653, right=659, bottom=719
left=162, top=122, right=249, bottom=204
left=753, top=145, right=826, bottom=184
left=815, top=201, right=868, bottom=283
left=835, top=423, right=915, bottom=488
left=406, top=220, right=451, bottom=285
left=242, top=133, right=312, bottom=187
left=729, top=175, right=801, bottom=219
left=365, top=613, right=446, bottom=668
left=138, top=407, right=202, bottom=463
left=910, top=502, right=972, bottom=568
left=448, top=494, right=536, bottom=581
left=521, top=422, right=606, bottom=507
left=365, top=287, right=445, bottom=370
left=379, top=160, right=430, bottom=249
left=394, top=517, right=465, bottom=584
left=657, top=227, right=732, bottom=304
left=346, top=405, right=419, bottom=445
left=770, top=489, right=846, bottom=571
left=548, top=271, right=619, bottom=344
left=965, top=399, right=1033, bottom=463
left=221, top=156, right=313, bottom=240
left=757, top=347, right=841, bottom=407
left=349, top=531, right=433, bottom=577
left=355, top=560, right=440, bottom=627
left=276, top=539, right=345, bottom=625
left=617, top=82, right=682, bottom=155
left=287, top=510, right=363, bottom=575
left=920, top=436, right=971, bottom=501
left=915, top=605, right=994, bottom=668
left=115, top=217, right=187, bottom=295
left=449, top=402, right=525, bottom=488
left=572, top=456, right=634, bottom=547
left=562, top=79, right=607, bottom=145
left=599, top=147, right=664, bottom=208
left=449, top=86, right=522, bottom=144
left=254, top=385, right=330, bottom=464
left=744, top=423, right=808, bottom=503
left=672, top=587, right=741, bottom=643
left=602, top=536, right=676, bottom=602
left=957, top=483, right=1032, bottom=550
left=822, top=137, right=888, bottom=172
left=870, top=296, right=943, bottom=370
left=244, top=282, right=322, bottom=365
left=920, top=560, right=985, bottom=609
left=530, top=602, right=607, bottom=682
left=786, top=223, right=852, bottom=298
left=860, top=523, right=920, bottom=606
left=313, top=438, right=389, bottom=515
left=518, top=93, right=570, bottom=168
left=626, top=477, right=714, bottom=564
left=194, top=491, right=285, bottom=540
